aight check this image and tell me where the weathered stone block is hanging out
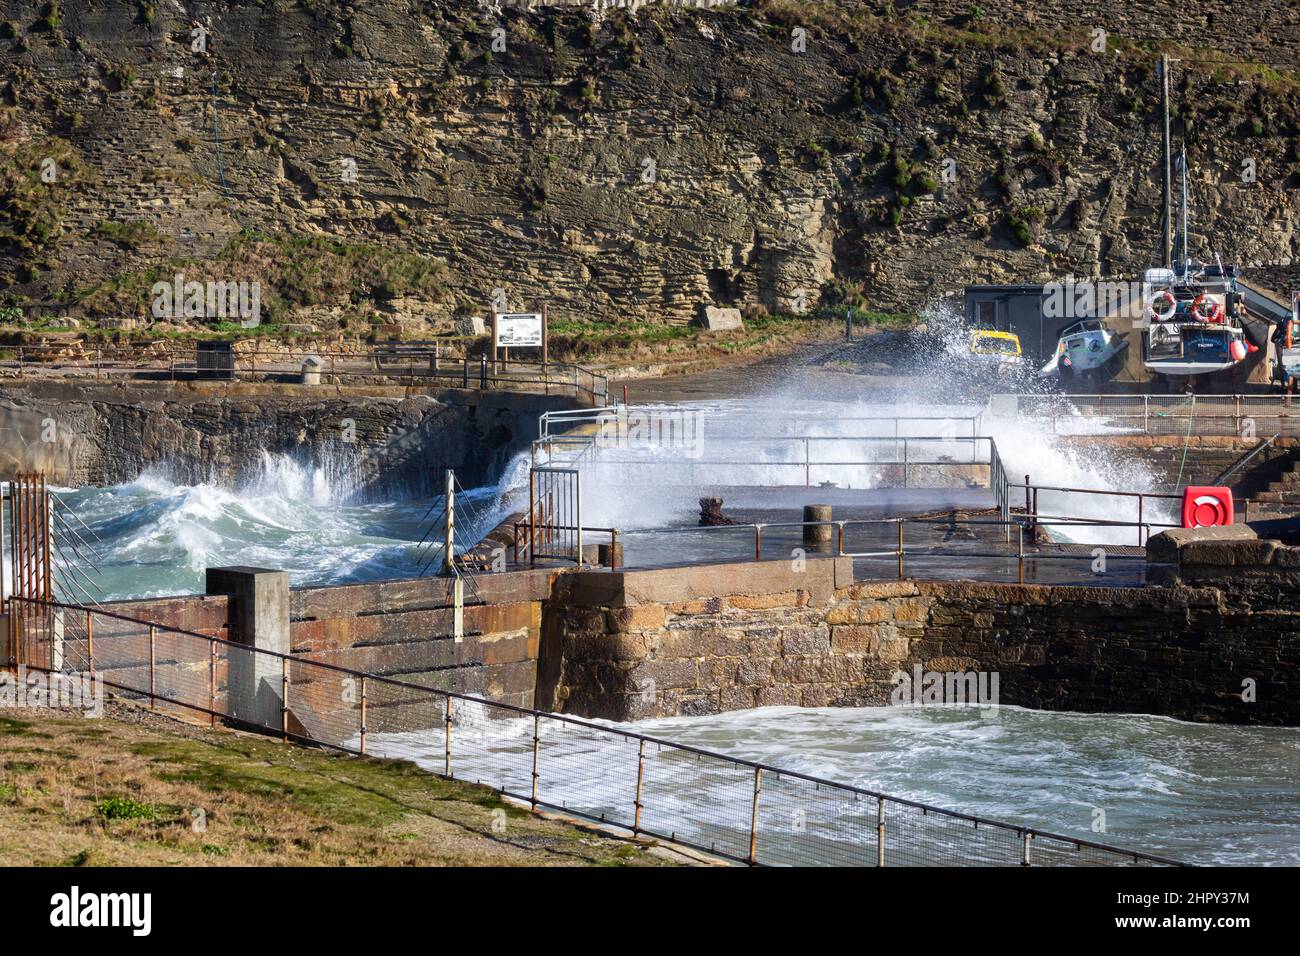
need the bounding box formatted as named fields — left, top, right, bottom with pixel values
left=727, top=590, right=809, bottom=610
left=693, top=305, right=743, bottom=331
left=781, top=625, right=831, bottom=657
left=633, top=658, right=698, bottom=690
left=606, top=604, right=666, bottom=633
left=831, top=625, right=879, bottom=655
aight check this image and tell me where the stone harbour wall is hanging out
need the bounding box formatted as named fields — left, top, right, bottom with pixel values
left=539, top=555, right=1300, bottom=724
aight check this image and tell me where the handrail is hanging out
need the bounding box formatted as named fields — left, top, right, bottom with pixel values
left=4, top=594, right=1183, bottom=866
left=0, top=344, right=609, bottom=404
left=1212, top=433, right=1283, bottom=486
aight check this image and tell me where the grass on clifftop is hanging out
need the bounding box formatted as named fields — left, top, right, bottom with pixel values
left=0, top=709, right=677, bottom=867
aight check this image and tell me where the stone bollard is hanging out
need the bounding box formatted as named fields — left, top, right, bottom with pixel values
left=583, top=543, right=625, bottom=568
left=803, top=504, right=833, bottom=549
left=300, top=355, right=323, bottom=385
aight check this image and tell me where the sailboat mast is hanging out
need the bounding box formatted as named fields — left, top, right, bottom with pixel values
left=1180, top=147, right=1189, bottom=276
left=1160, top=54, right=1175, bottom=272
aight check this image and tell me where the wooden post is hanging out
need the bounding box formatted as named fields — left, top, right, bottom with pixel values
left=359, top=675, right=367, bottom=755
left=209, top=638, right=217, bottom=727
left=877, top=796, right=886, bottom=867
left=86, top=609, right=94, bottom=676
left=148, top=625, right=156, bottom=710
left=633, top=739, right=646, bottom=836
left=444, top=695, right=453, bottom=777
left=897, top=521, right=904, bottom=579
left=530, top=714, right=541, bottom=809
left=747, top=767, right=763, bottom=866
left=281, top=655, right=289, bottom=742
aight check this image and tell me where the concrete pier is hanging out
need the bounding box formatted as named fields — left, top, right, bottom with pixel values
left=206, top=567, right=290, bottom=729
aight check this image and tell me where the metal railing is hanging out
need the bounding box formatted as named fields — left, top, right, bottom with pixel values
left=3, top=595, right=1181, bottom=867
left=593, top=516, right=1151, bottom=584
left=539, top=407, right=982, bottom=440
left=0, top=344, right=609, bottom=404
left=1212, top=434, right=1282, bottom=486
left=1001, top=393, right=1300, bottom=436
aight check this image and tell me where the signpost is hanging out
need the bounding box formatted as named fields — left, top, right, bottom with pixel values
left=491, top=307, right=548, bottom=367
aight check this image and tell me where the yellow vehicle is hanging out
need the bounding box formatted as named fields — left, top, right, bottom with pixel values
left=969, top=330, right=1023, bottom=366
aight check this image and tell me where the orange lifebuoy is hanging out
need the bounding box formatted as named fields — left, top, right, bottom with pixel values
left=1192, top=293, right=1225, bottom=323
left=1149, top=290, right=1177, bottom=322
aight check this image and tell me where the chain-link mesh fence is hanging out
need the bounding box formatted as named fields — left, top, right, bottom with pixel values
left=4, top=597, right=1184, bottom=868
left=1007, top=393, right=1300, bottom=437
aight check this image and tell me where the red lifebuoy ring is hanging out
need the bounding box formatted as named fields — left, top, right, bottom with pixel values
left=1149, top=290, right=1177, bottom=322
left=1192, top=293, right=1225, bottom=323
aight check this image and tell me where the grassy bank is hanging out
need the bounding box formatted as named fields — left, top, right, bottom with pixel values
left=0, top=707, right=680, bottom=867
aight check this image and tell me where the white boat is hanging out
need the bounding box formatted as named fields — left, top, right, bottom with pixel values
left=1140, top=265, right=1256, bottom=378
left=1040, top=319, right=1127, bottom=381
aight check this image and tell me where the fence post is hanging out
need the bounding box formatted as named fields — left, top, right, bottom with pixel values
left=1017, top=525, right=1025, bottom=584
left=633, top=739, right=646, bottom=836
left=1137, top=495, right=1144, bottom=546
left=876, top=796, right=886, bottom=867
left=86, top=609, right=94, bottom=676
left=444, top=695, right=453, bottom=777
left=754, top=524, right=762, bottom=561
left=897, top=521, right=904, bottom=579
left=209, top=638, right=217, bottom=727
left=1022, top=830, right=1034, bottom=866
left=359, top=675, right=367, bottom=755
left=281, top=656, right=289, bottom=742
left=530, top=714, right=541, bottom=810
left=747, top=767, right=763, bottom=866
left=148, top=625, right=156, bottom=710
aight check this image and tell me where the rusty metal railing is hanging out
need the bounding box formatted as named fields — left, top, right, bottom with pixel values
left=0, top=344, right=609, bottom=404
left=1000, top=393, right=1300, bottom=436
left=3, top=595, right=1182, bottom=867
left=600, top=516, right=1154, bottom=584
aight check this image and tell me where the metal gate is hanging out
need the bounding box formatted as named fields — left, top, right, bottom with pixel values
left=526, top=467, right=582, bottom=564
left=2, top=474, right=56, bottom=669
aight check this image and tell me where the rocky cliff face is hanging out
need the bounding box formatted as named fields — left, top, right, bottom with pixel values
left=2, top=0, right=1298, bottom=330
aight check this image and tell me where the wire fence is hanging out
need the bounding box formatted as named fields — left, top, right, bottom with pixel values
left=999, top=393, right=1300, bottom=436
left=3, top=596, right=1183, bottom=867
left=0, top=344, right=608, bottom=404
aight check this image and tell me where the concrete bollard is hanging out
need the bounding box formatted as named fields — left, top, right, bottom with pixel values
left=206, top=567, right=290, bottom=730
left=582, top=543, right=624, bottom=568
left=300, top=355, right=323, bottom=385
left=803, top=504, right=833, bottom=548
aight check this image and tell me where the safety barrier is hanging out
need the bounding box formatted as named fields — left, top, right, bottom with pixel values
left=0, top=344, right=609, bottom=405
left=592, top=516, right=1151, bottom=584
left=2, top=596, right=1181, bottom=867
left=1001, top=393, right=1300, bottom=436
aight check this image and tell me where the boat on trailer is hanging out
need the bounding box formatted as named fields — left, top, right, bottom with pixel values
left=1139, top=264, right=1258, bottom=379
left=1040, top=318, right=1127, bottom=383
